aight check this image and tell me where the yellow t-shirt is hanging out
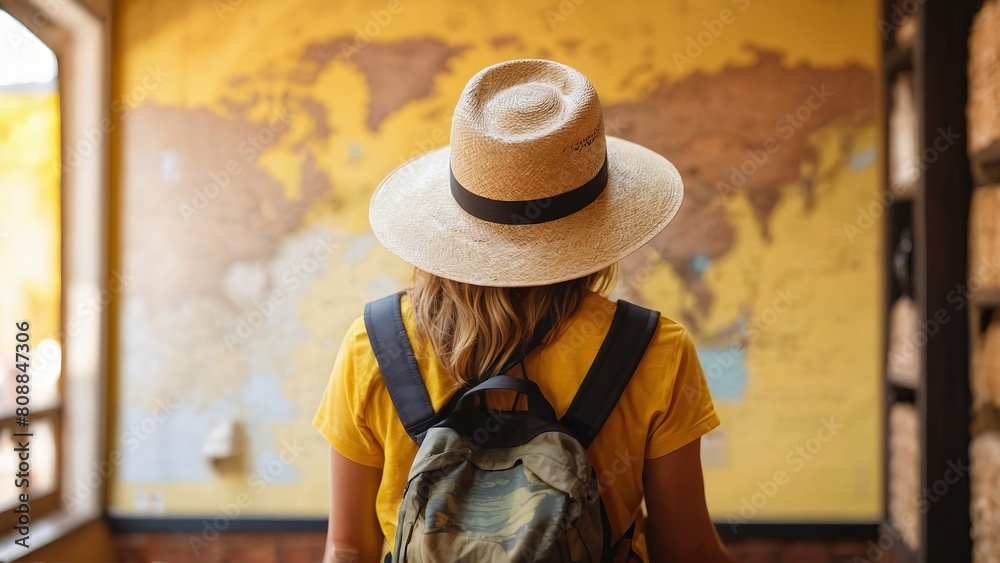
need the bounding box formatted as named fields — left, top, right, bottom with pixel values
left=312, top=290, right=720, bottom=558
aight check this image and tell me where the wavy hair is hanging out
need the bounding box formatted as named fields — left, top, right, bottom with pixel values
left=408, top=264, right=617, bottom=387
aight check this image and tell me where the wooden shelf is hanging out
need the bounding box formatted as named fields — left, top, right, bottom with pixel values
left=971, top=142, right=1000, bottom=186
left=888, top=381, right=918, bottom=402
left=880, top=1, right=977, bottom=561
left=971, top=287, right=1000, bottom=308
left=971, top=404, right=1000, bottom=434
left=886, top=39, right=915, bottom=74
left=889, top=189, right=917, bottom=203
left=886, top=526, right=920, bottom=563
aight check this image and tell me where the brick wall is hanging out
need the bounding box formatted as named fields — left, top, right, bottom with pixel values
left=111, top=532, right=888, bottom=563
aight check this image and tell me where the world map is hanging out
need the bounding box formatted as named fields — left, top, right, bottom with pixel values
left=111, top=0, right=882, bottom=521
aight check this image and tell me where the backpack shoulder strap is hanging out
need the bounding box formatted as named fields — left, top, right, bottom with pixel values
left=364, top=291, right=437, bottom=445
left=561, top=299, right=660, bottom=448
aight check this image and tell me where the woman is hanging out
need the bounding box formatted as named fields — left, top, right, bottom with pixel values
left=313, top=59, right=734, bottom=562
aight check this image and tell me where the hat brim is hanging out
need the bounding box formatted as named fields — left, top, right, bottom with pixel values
left=369, top=136, right=684, bottom=287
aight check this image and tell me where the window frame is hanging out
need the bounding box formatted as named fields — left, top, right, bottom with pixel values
left=0, top=0, right=110, bottom=559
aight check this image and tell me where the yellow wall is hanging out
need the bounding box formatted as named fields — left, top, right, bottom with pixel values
left=110, top=0, right=881, bottom=523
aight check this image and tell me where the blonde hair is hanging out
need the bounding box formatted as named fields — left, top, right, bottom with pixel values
left=408, top=265, right=617, bottom=387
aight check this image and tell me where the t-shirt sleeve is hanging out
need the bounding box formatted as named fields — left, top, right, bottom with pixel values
left=645, top=327, right=721, bottom=460
left=312, top=319, right=385, bottom=468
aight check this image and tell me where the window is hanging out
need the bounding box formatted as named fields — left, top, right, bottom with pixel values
left=0, top=2, right=110, bottom=557
left=0, top=8, right=63, bottom=529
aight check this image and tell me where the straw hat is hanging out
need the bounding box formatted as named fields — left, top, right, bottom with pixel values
left=369, top=59, right=684, bottom=287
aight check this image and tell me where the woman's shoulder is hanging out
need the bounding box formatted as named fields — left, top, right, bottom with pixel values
left=335, top=313, right=382, bottom=388
left=337, top=293, right=432, bottom=379
left=576, top=291, right=693, bottom=353
left=567, top=292, right=702, bottom=405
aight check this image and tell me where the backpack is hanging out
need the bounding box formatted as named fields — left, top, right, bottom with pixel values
left=364, top=292, right=660, bottom=562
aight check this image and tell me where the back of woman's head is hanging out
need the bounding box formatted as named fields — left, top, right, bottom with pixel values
left=409, top=264, right=617, bottom=387
left=373, top=62, right=681, bottom=388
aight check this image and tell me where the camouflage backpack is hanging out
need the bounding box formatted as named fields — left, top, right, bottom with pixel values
left=365, top=292, right=659, bottom=562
